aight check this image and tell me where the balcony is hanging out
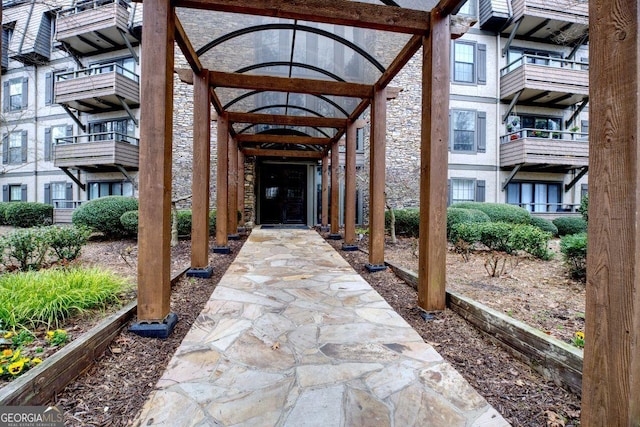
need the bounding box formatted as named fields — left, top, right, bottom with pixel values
left=55, top=0, right=138, bottom=55
left=53, top=132, right=139, bottom=171
left=54, top=63, right=139, bottom=113
left=502, top=0, right=588, bottom=45
left=500, top=55, right=589, bottom=108
left=500, top=129, right=588, bottom=171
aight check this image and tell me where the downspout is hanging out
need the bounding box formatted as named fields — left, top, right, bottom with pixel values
left=34, top=66, right=38, bottom=203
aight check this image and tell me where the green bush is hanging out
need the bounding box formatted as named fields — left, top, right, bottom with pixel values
left=0, top=228, right=49, bottom=271
left=0, top=203, right=9, bottom=225
left=447, top=207, right=491, bottom=238
left=176, top=210, right=192, bottom=236
left=579, top=194, right=588, bottom=222
left=4, top=202, right=53, bottom=228
left=119, top=209, right=218, bottom=238
left=560, top=232, right=587, bottom=280
left=477, top=222, right=517, bottom=253
left=452, top=202, right=531, bottom=224
left=209, top=210, right=217, bottom=235
left=72, top=197, right=138, bottom=238
left=120, top=210, right=139, bottom=236
left=529, top=216, right=558, bottom=236
left=449, top=222, right=481, bottom=245
left=553, top=216, right=587, bottom=236
left=510, top=224, right=552, bottom=259
left=385, top=208, right=420, bottom=237
left=44, top=225, right=91, bottom=261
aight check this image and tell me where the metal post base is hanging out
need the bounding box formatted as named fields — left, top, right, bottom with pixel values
left=341, top=244, right=358, bottom=252
left=213, top=246, right=231, bottom=254
left=228, top=234, right=240, bottom=240
left=365, top=263, right=387, bottom=273
left=130, top=313, right=178, bottom=339
left=328, top=233, right=342, bottom=240
left=186, top=265, right=213, bottom=278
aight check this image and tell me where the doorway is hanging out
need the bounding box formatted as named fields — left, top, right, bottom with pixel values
left=259, top=164, right=307, bottom=224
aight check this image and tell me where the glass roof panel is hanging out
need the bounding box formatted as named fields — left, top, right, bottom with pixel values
left=236, top=124, right=336, bottom=139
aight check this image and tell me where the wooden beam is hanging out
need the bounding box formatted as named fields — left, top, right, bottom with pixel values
left=367, top=87, right=386, bottom=269
left=172, top=0, right=430, bottom=34
left=434, top=0, right=468, bottom=18
left=582, top=0, right=640, bottom=423
left=236, top=134, right=331, bottom=145
left=174, top=15, right=202, bottom=75
left=237, top=150, right=245, bottom=226
left=343, top=122, right=357, bottom=246
left=227, top=112, right=347, bottom=129
left=378, top=35, right=423, bottom=89
left=321, top=154, right=329, bottom=227
left=227, top=136, right=238, bottom=236
left=241, top=148, right=323, bottom=159
left=215, top=113, right=229, bottom=248
left=330, top=141, right=340, bottom=235
left=418, top=11, right=450, bottom=311
left=209, top=71, right=373, bottom=98
left=137, top=0, right=175, bottom=323
left=190, top=70, right=211, bottom=269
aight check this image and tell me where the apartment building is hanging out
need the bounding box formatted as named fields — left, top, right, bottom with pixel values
left=1, top=0, right=588, bottom=225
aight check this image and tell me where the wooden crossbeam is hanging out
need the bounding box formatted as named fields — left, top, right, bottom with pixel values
left=241, top=148, right=323, bottom=159
left=228, top=112, right=347, bottom=128
left=236, top=134, right=330, bottom=145
left=174, top=16, right=202, bottom=75
left=209, top=71, right=372, bottom=98
left=172, top=0, right=430, bottom=34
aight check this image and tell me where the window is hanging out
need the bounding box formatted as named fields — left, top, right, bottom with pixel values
left=2, top=184, right=26, bottom=202
left=44, top=182, right=72, bottom=207
left=88, top=119, right=136, bottom=144
left=88, top=181, right=134, bottom=200
left=456, top=0, right=477, bottom=17
left=356, top=127, right=364, bottom=151
left=450, top=110, right=486, bottom=153
left=506, top=48, right=562, bottom=73
left=45, top=125, right=72, bottom=161
left=448, top=178, right=485, bottom=206
left=2, top=78, right=28, bottom=112
left=517, top=115, right=562, bottom=138
left=507, top=182, right=562, bottom=212
left=453, top=41, right=486, bottom=85
left=1, top=25, right=12, bottom=70
left=91, top=57, right=138, bottom=81
left=2, top=131, right=27, bottom=164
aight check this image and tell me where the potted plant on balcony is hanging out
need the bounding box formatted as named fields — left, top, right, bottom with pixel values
left=506, top=116, right=520, bottom=140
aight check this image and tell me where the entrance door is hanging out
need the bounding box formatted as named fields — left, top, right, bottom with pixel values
left=260, top=164, right=307, bottom=224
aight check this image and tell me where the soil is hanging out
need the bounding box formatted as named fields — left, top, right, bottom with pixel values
left=325, top=235, right=582, bottom=427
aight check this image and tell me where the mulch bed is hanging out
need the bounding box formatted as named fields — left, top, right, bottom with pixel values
left=325, top=237, right=581, bottom=427
left=51, top=238, right=245, bottom=426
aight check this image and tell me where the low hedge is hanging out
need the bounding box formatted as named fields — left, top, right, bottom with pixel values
left=385, top=208, right=420, bottom=237
left=4, top=202, right=53, bottom=228
left=451, top=202, right=531, bottom=225
left=72, top=196, right=139, bottom=238
left=0, top=203, right=9, bottom=225
left=447, top=207, right=490, bottom=238
left=119, top=209, right=217, bottom=237
left=530, top=216, right=558, bottom=237
left=560, top=232, right=587, bottom=280
left=553, top=216, right=587, bottom=236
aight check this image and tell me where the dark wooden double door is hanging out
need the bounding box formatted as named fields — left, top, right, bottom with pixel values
left=259, top=164, right=307, bottom=224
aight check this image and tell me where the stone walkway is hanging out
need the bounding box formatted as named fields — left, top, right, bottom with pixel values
left=135, top=227, right=509, bottom=426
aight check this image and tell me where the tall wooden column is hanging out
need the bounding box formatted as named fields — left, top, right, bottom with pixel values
left=417, top=12, right=449, bottom=310
left=187, top=69, right=212, bottom=278
left=342, top=122, right=357, bottom=251
left=132, top=0, right=177, bottom=337
left=582, top=0, right=640, bottom=423
left=227, top=136, right=239, bottom=239
left=237, top=150, right=245, bottom=227
left=328, top=141, right=341, bottom=239
left=321, top=154, right=329, bottom=229
left=366, top=87, right=387, bottom=271
left=214, top=113, right=230, bottom=253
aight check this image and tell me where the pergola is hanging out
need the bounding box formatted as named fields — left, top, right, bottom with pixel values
left=0, top=0, right=634, bottom=424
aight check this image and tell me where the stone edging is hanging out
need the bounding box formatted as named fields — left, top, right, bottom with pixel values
left=0, top=266, right=190, bottom=405
left=385, top=260, right=584, bottom=396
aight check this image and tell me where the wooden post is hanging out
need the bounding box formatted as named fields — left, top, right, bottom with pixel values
left=187, top=69, right=212, bottom=276
left=417, top=12, right=449, bottom=311
left=582, top=0, right=640, bottom=423
left=328, top=141, right=341, bottom=239
left=237, top=150, right=245, bottom=227
left=321, top=154, right=329, bottom=229
left=366, top=87, right=386, bottom=271
left=342, top=122, right=357, bottom=250
left=214, top=113, right=230, bottom=253
left=131, top=0, right=177, bottom=336
left=227, top=136, right=239, bottom=239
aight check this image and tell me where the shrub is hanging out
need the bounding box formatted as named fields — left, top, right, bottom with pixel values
left=447, top=207, right=490, bottom=238
left=120, top=210, right=139, bottom=236
left=449, top=222, right=482, bottom=245
left=529, top=216, right=558, bottom=236
left=510, top=224, right=552, bottom=259
left=477, top=222, right=517, bottom=253
left=560, top=232, right=587, bottom=280
left=0, top=228, right=49, bottom=271
left=0, top=203, right=9, bottom=225
left=553, top=216, right=587, bottom=236
left=119, top=209, right=217, bottom=238
left=4, top=202, right=53, bottom=228
left=176, top=210, right=192, bottom=236
left=385, top=208, right=419, bottom=237
left=72, top=196, right=138, bottom=238
left=209, top=210, right=217, bottom=234
left=579, top=194, right=588, bottom=222
left=44, top=225, right=91, bottom=261
left=452, top=202, right=531, bottom=224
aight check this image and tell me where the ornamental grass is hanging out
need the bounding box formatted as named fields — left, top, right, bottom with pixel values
left=0, top=267, right=130, bottom=329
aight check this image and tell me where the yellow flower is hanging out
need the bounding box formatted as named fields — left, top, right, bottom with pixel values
left=32, top=358, right=42, bottom=364
left=10, top=349, right=20, bottom=361
left=0, top=366, right=4, bottom=374
left=2, top=349, right=13, bottom=358
left=46, top=331, right=55, bottom=339
left=575, top=331, right=585, bottom=340
left=8, top=360, right=24, bottom=375
left=3, top=332, right=13, bottom=339
left=55, top=329, right=66, bottom=335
